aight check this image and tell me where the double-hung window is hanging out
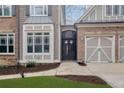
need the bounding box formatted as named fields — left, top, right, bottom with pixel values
left=27, top=32, right=50, bottom=53
left=34, top=33, right=42, bottom=53
left=44, top=33, right=50, bottom=53
left=30, top=5, right=48, bottom=16
left=0, top=5, right=12, bottom=17
left=0, top=33, right=14, bottom=54
left=121, top=5, right=124, bottom=15
left=106, top=5, right=112, bottom=16
left=113, top=5, right=119, bottom=16
left=106, top=5, right=124, bottom=16
left=27, top=33, right=33, bottom=53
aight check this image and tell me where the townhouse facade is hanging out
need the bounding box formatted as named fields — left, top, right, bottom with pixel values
left=0, top=5, right=62, bottom=65
left=76, top=5, right=124, bottom=63
left=0, top=5, right=124, bottom=65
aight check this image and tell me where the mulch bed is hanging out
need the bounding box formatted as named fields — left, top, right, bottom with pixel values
left=78, top=62, right=87, bottom=66
left=56, top=75, right=107, bottom=85
left=0, top=63, right=60, bottom=75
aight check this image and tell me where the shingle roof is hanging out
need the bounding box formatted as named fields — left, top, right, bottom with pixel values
left=24, top=16, right=53, bottom=24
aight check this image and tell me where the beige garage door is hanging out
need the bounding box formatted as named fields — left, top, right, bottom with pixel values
left=85, top=36, right=115, bottom=63
left=119, top=36, right=124, bottom=62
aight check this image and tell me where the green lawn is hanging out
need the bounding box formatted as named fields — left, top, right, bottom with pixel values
left=0, top=76, right=111, bottom=88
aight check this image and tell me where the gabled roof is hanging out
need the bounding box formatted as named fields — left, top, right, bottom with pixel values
left=76, top=5, right=96, bottom=23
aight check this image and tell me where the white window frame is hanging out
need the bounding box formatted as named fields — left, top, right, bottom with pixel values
left=27, top=32, right=50, bottom=54
left=23, top=24, right=54, bottom=62
left=105, top=5, right=113, bottom=17
left=0, top=33, right=15, bottom=55
left=120, top=5, right=124, bottom=15
left=105, top=5, right=124, bottom=17
left=0, top=5, right=12, bottom=17
left=113, top=5, right=120, bottom=16
left=30, top=5, right=48, bottom=16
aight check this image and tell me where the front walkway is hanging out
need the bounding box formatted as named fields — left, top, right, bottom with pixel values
left=0, top=62, right=93, bottom=80
left=56, top=62, right=93, bottom=75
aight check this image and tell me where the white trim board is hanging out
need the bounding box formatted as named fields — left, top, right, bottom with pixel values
left=22, top=24, right=54, bottom=63
left=76, top=23, right=124, bottom=28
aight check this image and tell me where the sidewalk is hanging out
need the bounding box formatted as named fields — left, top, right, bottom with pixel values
left=0, top=62, right=93, bottom=80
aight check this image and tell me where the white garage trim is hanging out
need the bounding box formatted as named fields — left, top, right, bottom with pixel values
left=85, top=35, right=115, bottom=63
left=119, top=35, right=124, bottom=62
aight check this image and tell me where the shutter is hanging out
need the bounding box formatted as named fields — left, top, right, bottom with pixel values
left=48, top=5, right=52, bottom=16
left=26, top=6, right=30, bottom=16
left=12, top=5, right=16, bottom=16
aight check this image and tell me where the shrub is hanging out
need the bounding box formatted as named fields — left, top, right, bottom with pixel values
left=0, top=65, right=8, bottom=70
left=26, top=61, right=36, bottom=68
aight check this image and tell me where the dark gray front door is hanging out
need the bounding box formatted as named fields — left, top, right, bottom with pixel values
left=61, top=31, right=76, bottom=60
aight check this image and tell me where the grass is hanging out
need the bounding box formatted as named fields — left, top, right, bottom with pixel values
left=0, top=76, right=111, bottom=88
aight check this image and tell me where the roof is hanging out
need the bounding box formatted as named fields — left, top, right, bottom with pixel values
left=75, top=21, right=124, bottom=28
left=76, top=5, right=96, bottom=23
left=79, top=20, right=124, bottom=24
left=24, top=16, right=53, bottom=24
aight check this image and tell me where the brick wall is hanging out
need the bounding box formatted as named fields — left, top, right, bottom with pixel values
left=0, top=6, right=18, bottom=66
left=77, top=26, right=124, bottom=63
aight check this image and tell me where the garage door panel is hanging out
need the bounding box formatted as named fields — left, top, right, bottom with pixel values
left=102, top=48, right=112, bottom=59
left=101, top=37, right=112, bottom=46
left=119, top=36, right=124, bottom=62
left=88, top=51, right=98, bottom=62
left=100, top=51, right=110, bottom=62
left=87, top=48, right=96, bottom=58
left=87, top=37, right=98, bottom=46
left=120, top=47, right=124, bottom=59
left=120, top=39, right=124, bottom=46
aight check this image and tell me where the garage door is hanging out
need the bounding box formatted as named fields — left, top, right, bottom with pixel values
left=85, top=36, right=115, bottom=63
left=119, top=36, right=124, bottom=62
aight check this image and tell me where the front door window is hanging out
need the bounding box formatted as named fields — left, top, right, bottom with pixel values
left=62, top=39, right=76, bottom=60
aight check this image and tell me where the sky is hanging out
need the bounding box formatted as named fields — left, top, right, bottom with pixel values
left=65, top=5, right=87, bottom=25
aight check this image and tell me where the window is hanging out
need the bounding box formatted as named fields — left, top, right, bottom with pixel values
left=34, top=33, right=42, bottom=53
left=27, top=33, right=33, bottom=53
left=44, top=33, right=50, bottom=53
left=0, top=5, right=12, bottom=16
left=0, top=33, right=14, bottom=54
left=105, top=5, right=124, bottom=16
left=121, top=5, right=124, bottom=15
left=106, top=5, right=112, bottom=16
left=113, top=5, right=119, bottom=16
left=27, top=32, right=50, bottom=53
left=30, top=5, right=48, bottom=16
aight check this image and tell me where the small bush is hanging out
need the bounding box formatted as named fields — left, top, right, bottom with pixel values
left=0, top=65, right=8, bottom=70
left=26, top=61, right=36, bottom=68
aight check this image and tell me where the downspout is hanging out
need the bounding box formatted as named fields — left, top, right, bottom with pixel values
left=17, top=5, right=20, bottom=62
left=58, top=5, right=61, bottom=62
